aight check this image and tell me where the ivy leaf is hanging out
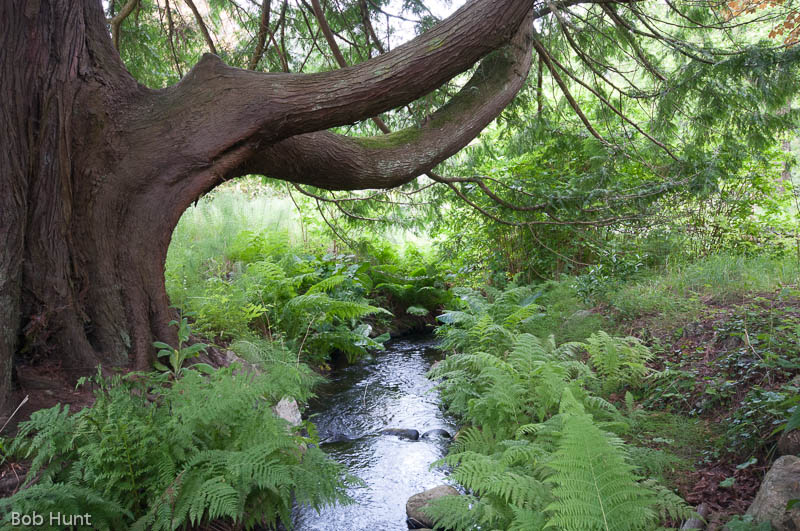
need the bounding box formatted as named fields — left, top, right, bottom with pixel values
left=736, top=457, right=757, bottom=470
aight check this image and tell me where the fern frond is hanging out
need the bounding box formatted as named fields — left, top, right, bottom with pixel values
left=306, top=274, right=348, bottom=294
left=0, top=482, right=131, bottom=530
left=640, top=479, right=694, bottom=523
left=509, top=505, right=548, bottom=530
left=544, top=409, right=657, bottom=530
left=420, top=493, right=481, bottom=531
left=583, top=331, right=653, bottom=394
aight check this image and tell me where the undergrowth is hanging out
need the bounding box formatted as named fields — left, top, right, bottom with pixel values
left=1, top=366, right=357, bottom=530
left=426, top=284, right=694, bottom=530
left=607, top=254, right=800, bottom=323
left=165, top=190, right=451, bottom=366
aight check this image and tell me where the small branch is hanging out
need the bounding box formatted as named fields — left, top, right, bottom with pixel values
left=360, top=0, right=385, bottom=54
left=298, top=1, right=331, bottom=68
left=532, top=35, right=609, bottom=145
left=164, top=0, right=184, bottom=77
left=0, top=395, right=29, bottom=434
left=184, top=0, right=218, bottom=55
left=536, top=56, right=543, bottom=116
left=308, top=0, right=390, bottom=133
left=316, top=199, right=356, bottom=248
left=545, top=45, right=680, bottom=160
left=599, top=3, right=666, bottom=81
left=427, top=171, right=549, bottom=212
left=279, top=0, right=289, bottom=70
left=248, top=0, right=272, bottom=70
left=110, top=0, right=140, bottom=51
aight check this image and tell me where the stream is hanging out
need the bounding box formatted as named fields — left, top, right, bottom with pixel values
left=292, top=335, right=456, bottom=530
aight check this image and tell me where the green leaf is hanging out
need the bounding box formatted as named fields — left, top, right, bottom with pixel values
left=736, top=457, right=757, bottom=470
left=190, top=363, right=216, bottom=375
left=373, top=332, right=391, bottom=343
left=406, top=305, right=430, bottom=316
left=785, top=407, right=800, bottom=433
left=182, top=343, right=207, bottom=356
left=720, top=477, right=735, bottom=488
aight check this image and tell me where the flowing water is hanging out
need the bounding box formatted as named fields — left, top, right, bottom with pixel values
left=293, top=336, right=456, bottom=530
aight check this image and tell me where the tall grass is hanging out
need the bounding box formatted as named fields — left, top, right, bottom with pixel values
left=608, top=254, right=800, bottom=320
left=166, top=189, right=302, bottom=308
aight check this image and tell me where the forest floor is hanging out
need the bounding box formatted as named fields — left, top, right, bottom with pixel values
left=610, top=287, right=800, bottom=528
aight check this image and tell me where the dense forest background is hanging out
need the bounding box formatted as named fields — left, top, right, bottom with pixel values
left=2, top=0, right=800, bottom=529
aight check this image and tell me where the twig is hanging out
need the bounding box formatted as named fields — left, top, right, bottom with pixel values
left=0, top=395, right=29, bottom=434
left=742, top=327, right=762, bottom=361
left=296, top=317, right=317, bottom=366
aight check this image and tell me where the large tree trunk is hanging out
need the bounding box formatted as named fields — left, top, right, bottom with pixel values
left=0, top=0, right=534, bottom=412
left=0, top=1, right=178, bottom=397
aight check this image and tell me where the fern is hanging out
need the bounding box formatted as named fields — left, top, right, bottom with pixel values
left=489, top=286, right=539, bottom=323
left=467, top=313, right=515, bottom=355
left=508, top=505, right=548, bottom=530
left=4, top=367, right=354, bottom=530
left=626, top=446, right=684, bottom=483
left=544, top=393, right=657, bottom=531
left=583, top=331, right=654, bottom=394
left=306, top=274, right=349, bottom=294
left=283, top=293, right=390, bottom=332
left=0, top=483, right=131, bottom=530
left=429, top=283, right=688, bottom=531
left=406, top=304, right=429, bottom=316
left=421, top=493, right=483, bottom=531
left=229, top=338, right=321, bottom=402
left=640, top=479, right=695, bottom=524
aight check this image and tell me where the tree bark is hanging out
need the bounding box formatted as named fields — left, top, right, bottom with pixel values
left=0, top=0, right=172, bottom=409
left=0, top=0, right=534, bottom=411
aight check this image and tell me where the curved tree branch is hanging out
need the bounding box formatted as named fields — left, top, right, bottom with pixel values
left=146, top=0, right=538, bottom=164
left=236, top=8, right=535, bottom=189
